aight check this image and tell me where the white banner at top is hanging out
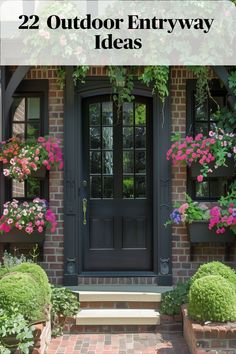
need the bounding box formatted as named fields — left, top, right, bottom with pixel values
left=0, top=0, right=236, bottom=65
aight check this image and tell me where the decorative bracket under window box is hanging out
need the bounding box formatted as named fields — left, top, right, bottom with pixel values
left=187, top=221, right=235, bottom=262
left=0, top=229, right=45, bottom=243
left=189, top=158, right=236, bottom=178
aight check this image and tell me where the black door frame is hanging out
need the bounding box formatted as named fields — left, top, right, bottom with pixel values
left=64, top=71, right=172, bottom=286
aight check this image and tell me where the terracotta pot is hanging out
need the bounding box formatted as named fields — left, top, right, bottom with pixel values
left=0, top=229, right=45, bottom=243
left=187, top=221, right=235, bottom=243
left=189, top=158, right=236, bottom=178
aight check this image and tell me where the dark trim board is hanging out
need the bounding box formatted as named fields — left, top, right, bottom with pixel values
left=64, top=74, right=172, bottom=286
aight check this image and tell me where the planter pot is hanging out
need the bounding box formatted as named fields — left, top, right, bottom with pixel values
left=187, top=221, right=235, bottom=243
left=0, top=229, right=45, bottom=243
left=189, top=158, right=236, bottom=178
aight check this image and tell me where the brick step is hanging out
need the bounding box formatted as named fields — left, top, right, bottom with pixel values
left=76, top=309, right=160, bottom=326
left=78, top=291, right=161, bottom=310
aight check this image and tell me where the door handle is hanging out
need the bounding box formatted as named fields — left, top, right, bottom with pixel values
left=82, top=198, right=88, bottom=225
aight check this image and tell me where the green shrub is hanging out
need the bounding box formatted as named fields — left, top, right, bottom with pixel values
left=51, top=286, right=80, bottom=336
left=188, top=275, right=236, bottom=322
left=0, top=267, right=8, bottom=279
left=12, top=263, right=51, bottom=305
left=191, top=261, right=236, bottom=290
left=160, top=281, right=190, bottom=316
left=0, top=272, right=46, bottom=322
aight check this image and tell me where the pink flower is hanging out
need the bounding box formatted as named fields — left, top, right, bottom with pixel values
left=197, top=175, right=204, bottom=182
left=3, top=169, right=10, bottom=176
left=38, top=226, right=44, bottom=233
left=0, top=223, right=11, bottom=233
left=195, top=134, right=203, bottom=141
left=179, top=203, right=189, bottom=213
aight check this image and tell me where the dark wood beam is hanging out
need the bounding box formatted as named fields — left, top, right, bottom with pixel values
left=4, top=66, right=31, bottom=135
left=213, top=66, right=236, bottom=109
left=0, top=67, right=6, bottom=213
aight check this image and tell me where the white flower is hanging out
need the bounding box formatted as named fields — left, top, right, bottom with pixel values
left=3, top=209, right=8, bottom=216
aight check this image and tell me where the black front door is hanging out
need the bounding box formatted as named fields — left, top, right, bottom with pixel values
left=81, top=96, right=153, bottom=271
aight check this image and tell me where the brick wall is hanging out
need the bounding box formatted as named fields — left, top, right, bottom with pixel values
left=26, top=67, right=64, bottom=284
left=170, top=66, right=236, bottom=284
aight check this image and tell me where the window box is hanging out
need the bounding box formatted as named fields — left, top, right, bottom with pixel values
left=189, top=158, right=236, bottom=178
left=187, top=221, right=235, bottom=243
left=0, top=229, right=45, bottom=243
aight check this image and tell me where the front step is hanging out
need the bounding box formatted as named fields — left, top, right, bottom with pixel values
left=78, top=292, right=161, bottom=309
left=76, top=308, right=160, bottom=326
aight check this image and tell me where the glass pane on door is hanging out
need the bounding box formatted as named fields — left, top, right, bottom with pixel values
left=89, top=101, right=114, bottom=199
left=122, top=102, right=147, bottom=199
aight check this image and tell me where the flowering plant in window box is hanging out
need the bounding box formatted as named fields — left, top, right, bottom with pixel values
left=166, top=194, right=235, bottom=243
left=0, top=199, right=57, bottom=242
left=0, top=136, right=63, bottom=182
left=209, top=190, right=236, bottom=235
left=166, top=129, right=236, bottom=182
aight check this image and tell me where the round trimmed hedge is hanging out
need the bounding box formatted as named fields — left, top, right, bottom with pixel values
left=12, top=263, right=51, bottom=305
left=188, top=275, right=236, bottom=322
left=191, top=261, right=236, bottom=290
left=0, top=272, right=46, bottom=322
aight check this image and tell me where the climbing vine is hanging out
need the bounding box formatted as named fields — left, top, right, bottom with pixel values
left=56, top=65, right=236, bottom=120
left=107, top=66, right=135, bottom=113
left=139, top=66, right=169, bottom=104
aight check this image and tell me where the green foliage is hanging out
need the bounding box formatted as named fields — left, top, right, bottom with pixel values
left=0, top=272, right=46, bottom=322
left=51, top=286, right=80, bottom=336
left=213, top=107, right=236, bottom=133
left=1, top=251, right=30, bottom=270
left=57, top=66, right=66, bottom=89
left=12, top=263, right=51, bottom=305
left=160, top=281, right=190, bottom=316
left=191, top=261, right=236, bottom=291
left=188, top=275, right=236, bottom=322
left=0, top=306, right=34, bottom=354
left=0, top=267, right=8, bottom=279
left=229, top=70, right=236, bottom=96
left=107, top=66, right=135, bottom=113
left=188, top=66, right=210, bottom=106
left=72, top=66, right=90, bottom=85
left=140, top=66, right=169, bottom=104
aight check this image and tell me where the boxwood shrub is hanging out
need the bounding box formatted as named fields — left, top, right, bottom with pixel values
left=191, top=261, right=236, bottom=290
left=188, top=275, right=236, bottom=322
left=12, top=263, right=51, bottom=305
left=0, top=272, right=46, bottom=322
